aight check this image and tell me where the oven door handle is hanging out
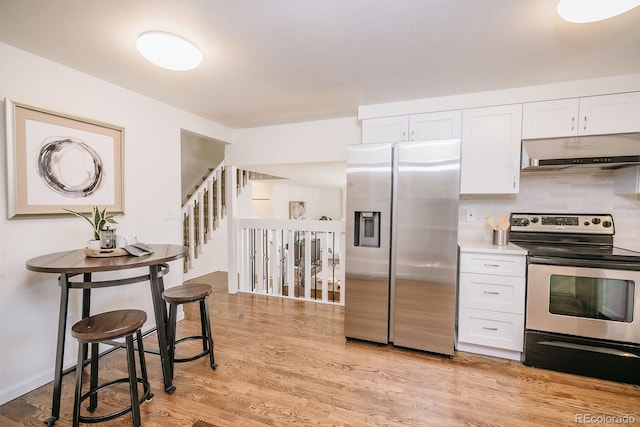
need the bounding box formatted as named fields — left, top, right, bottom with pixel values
left=528, top=256, right=640, bottom=271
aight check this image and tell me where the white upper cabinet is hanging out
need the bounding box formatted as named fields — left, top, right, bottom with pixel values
left=461, top=104, right=522, bottom=194
left=361, top=116, right=409, bottom=143
left=522, top=98, right=579, bottom=139
left=578, top=92, right=640, bottom=135
left=522, top=92, right=640, bottom=139
left=409, top=111, right=462, bottom=140
left=362, top=111, right=461, bottom=143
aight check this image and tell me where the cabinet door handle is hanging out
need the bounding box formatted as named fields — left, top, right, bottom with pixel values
left=571, top=116, right=575, bottom=131
left=482, top=326, right=498, bottom=331
left=483, top=290, right=499, bottom=295
left=483, top=263, right=500, bottom=268
left=584, top=115, right=587, bottom=131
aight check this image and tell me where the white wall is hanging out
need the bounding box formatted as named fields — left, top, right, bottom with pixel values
left=459, top=171, right=640, bottom=250
left=249, top=180, right=343, bottom=221
left=359, top=73, right=640, bottom=119
left=251, top=181, right=274, bottom=219
left=227, top=116, right=359, bottom=166
left=0, top=42, right=231, bottom=404
left=180, top=131, right=225, bottom=199
left=272, top=183, right=343, bottom=221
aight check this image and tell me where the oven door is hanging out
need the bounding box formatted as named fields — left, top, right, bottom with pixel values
left=527, top=259, right=640, bottom=344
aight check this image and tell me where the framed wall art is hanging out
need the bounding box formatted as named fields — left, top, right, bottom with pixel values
left=289, top=201, right=306, bottom=220
left=4, top=99, right=124, bottom=218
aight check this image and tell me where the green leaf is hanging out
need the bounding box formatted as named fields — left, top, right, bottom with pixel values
left=64, top=205, right=119, bottom=240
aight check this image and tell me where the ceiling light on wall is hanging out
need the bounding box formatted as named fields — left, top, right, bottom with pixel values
left=557, top=0, right=640, bottom=23
left=136, top=32, right=202, bottom=71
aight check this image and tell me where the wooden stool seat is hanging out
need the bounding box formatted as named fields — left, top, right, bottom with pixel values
left=162, top=283, right=212, bottom=304
left=72, top=309, right=147, bottom=342
left=71, top=309, right=152, bottom=427
left=162, top=283, right=217, bottom=379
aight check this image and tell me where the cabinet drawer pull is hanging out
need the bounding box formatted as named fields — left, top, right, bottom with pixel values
left=483, top=290, right=499, bottom=295
left=482, top=326, right=498, bottom=331
left=483, top=263, right=500, bottom=268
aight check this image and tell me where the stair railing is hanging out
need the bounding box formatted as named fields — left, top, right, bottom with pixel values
left=182, top=164, right=224, bottom=271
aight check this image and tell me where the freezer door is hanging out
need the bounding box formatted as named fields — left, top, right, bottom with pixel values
left=344, top=143, right=392, bottom=344
left=392, top=139, right=460, bottom=355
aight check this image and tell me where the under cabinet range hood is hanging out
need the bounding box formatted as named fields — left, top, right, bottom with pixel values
left=521, top=133, right=640, bottom=171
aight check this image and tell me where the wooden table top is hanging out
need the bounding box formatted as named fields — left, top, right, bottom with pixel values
left=26, top=244, right=187, bottom=274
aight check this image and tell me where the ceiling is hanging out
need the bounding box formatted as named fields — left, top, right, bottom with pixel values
left=1, top=0, right=639, bottom=130
left=1, top=1, right=639, bottom=190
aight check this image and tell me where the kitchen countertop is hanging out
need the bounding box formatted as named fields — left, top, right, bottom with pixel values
left=458, top=240, right=528, bottom=255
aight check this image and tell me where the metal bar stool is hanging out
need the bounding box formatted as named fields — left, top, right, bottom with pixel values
left=162, top=283, right=218, bottom=379
left=71, top=309, right=153, bottom=427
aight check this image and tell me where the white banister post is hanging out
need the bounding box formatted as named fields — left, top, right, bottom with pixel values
left=207, top=178, right=214, bottom=239
left=255, top=229, right=265, bottom=293
left=339, top=230, right=346, bottom=304
left=197, top=189, right=204, bottom=254
left=320, top=232, right=329, bottom=302
left=187, top=201, right=195, bottom=268
left=286, top=230, right=294, bottom=297
left=303, top=231, right=311, bottom=300
left=237, top=227, right=246, bottom=292
left=227, top=166, right=239, bottom=294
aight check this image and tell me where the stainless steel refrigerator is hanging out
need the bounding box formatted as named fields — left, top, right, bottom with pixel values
left=344, top=139, right=460, bottom=356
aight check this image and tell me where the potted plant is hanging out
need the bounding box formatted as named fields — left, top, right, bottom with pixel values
left=64, top=206, right=118, bottom=240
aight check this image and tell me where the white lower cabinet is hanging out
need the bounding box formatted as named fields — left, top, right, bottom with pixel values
left=457, top=251, right=526, bottom=360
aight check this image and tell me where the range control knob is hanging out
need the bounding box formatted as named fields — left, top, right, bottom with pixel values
left=530, top=217, right=539, bottom=223
left=520, top=218, right=530, bottom=227
left=584, top=221, right=590, bottom=226
left=591, top=218, right=601, bottom=225
left=602, top=221, right=612, bottom=228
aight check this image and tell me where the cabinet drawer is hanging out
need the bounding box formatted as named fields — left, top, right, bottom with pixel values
left=458, top=308, right=524, bottom=352
left=459, top=252, right=526, bottom=276
left=459, top=273, right=525, bottom=314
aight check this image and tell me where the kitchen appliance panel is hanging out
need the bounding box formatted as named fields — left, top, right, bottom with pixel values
left=345, top=143, right=393, bottom=343
left=524, top=330, right=640, bottom=385
left=512, top=212, right=640, bottom=384
left=394, top=278, right=457, bottom=354
left=527, top=263, right=640, bottom=344
left=343, top=276, right=390, bottom=343
left=392, top=139, right=460, bottom=354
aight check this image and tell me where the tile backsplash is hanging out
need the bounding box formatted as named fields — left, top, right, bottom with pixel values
left=459, top=170, right=640, bottom=250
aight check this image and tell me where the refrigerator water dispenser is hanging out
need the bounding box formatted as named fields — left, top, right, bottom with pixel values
left=354, top=211, right=381, bottom=248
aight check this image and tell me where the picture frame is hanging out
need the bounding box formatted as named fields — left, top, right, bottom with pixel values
left=4, top=99, right=124, bottom=218
left=289, top=201, right=306, bottom=220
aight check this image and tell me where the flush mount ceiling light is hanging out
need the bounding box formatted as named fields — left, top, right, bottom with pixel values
left=136, top=31, right=202, bottom=71
left=557, top=0, right=640, bottom=23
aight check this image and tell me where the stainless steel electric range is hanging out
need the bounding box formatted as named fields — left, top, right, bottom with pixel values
left=510, top=213, right=640, bottom=385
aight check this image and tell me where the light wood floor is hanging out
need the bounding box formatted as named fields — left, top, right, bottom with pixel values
left=2, top=271, right=639, bottom=427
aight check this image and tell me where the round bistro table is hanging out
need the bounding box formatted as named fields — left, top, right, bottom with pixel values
left=26, top=244, right=186, bottom=426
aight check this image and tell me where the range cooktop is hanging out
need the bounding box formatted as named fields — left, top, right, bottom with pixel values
left=512, top=241, right=640, bottom=262
left=509, top=212, right=640, bottom=263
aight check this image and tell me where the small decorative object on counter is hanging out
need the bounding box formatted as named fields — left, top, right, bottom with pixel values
left=485, top=214, right=510, bottom=246
left=64, top=205, right=119, bottom=241
left=100, top=226, right=116, bottom=249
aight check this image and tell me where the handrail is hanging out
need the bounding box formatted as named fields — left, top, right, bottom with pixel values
left=182, top=164, right=224, bottom=270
